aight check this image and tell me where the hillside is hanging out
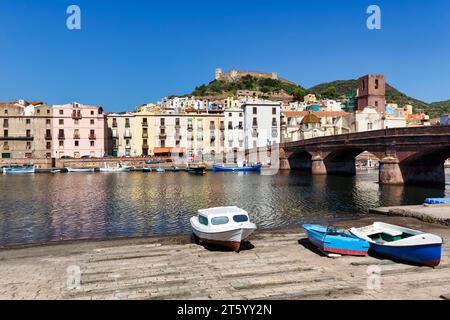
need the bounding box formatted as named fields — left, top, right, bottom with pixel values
left=192, top=75, right=307, bottom=100
left=188, top=75, right=449, bottom=118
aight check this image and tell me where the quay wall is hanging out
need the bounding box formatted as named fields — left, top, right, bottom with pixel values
left=0, top=158, right=53, bottom=169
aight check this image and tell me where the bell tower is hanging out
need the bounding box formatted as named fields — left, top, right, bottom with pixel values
left=357, top=74, right=385, bottom=113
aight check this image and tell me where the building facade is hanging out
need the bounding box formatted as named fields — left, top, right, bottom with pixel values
left=52, top=102, right=107, bottom=158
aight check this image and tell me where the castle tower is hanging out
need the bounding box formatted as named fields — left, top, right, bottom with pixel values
left=357, top=74, right=386, bottom=113
left=215, top=68, right=222, bottom=80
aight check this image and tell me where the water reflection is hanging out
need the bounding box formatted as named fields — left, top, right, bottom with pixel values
left=0, top=170, right=449, bottom=246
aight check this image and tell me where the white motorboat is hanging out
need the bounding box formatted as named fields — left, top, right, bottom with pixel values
left=99, top=162, right=132, bottom=172
left=66, top=167, right=95, bottom=172
left=190, top=206, right=257, bottom=251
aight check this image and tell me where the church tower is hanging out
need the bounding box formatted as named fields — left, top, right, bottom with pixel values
left=357, top=74, right=385, bottom=113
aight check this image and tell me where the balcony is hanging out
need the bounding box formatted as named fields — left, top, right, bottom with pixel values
left=124, top=131, right=132, bottom=138
left=72, top=111, right=82, bottom=119
left=159, top=124, right=166, bottom=129
left=159, top=133, right=167, bottom=140
left=187, top=125, right=193, bottom=131
left=88, top=133, right=96, bottom=140
left=142, top=133, right=148, bottom=138
left=73, top=134, right=80, bottom=139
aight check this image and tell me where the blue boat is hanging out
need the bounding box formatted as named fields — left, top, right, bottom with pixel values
left=145, top=160, right=160, bottom=165
left=350, top=222, right=442, bottom=267
left=424, top=198, right=450, bottom=204
left=2, top=164, right=35, bottom=174
left=302, top=224, right=370, bottom=256
left=212, top=163, right=262, bottom=172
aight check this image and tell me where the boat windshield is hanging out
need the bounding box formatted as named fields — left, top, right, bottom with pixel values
left=233, top=215, right=248, bottom=223
left=211, top=216, right=229, bottom=225
left=198, top=215, right=208, bottom=226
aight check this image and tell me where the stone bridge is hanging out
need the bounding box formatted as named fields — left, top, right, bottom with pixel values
left=279, top=126, right=450, bottom=186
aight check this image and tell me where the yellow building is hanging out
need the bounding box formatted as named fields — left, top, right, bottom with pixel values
left=303, top=94, right=317, bottom=105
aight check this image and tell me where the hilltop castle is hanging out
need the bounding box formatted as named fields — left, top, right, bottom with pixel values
left=215, top=68, right=295, bottom=85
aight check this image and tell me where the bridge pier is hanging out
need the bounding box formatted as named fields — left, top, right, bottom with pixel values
left=379, top=157, right=403, bottom=185
left=311, top=156, right=327, bottom=175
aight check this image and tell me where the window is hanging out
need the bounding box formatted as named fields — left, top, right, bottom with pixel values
left=26, top=119, right=31, bottom=124
left=46, top=142, right=51, bottom=150
left=228, top=113, right=232, bottom=117
left=75, top=141, right=79, bottom=147
left=47, top=109, right=50, bottom=114
left=90, top=141, right=94, bottom=147
left=253, top=107, right=257, bottom=114
left=59, top=110, right=64, bottom=115
left=4, top=130, right=8, bottom=137
left=160, top=140, right=165, bottom=147
left=368, top=122, right=373, bottom=130
left=25, top=153, right=32, bottom=158
left=238, top=121, right=243, bottom=129
left=175, top=118, right=180, bottom=126
left=26, top=129, right=31, bottom=137
left=59, top=119, right=64, bottom=125
left=252, top=118, right=258, bottom=126
left=3, top=119, right=8, bottom=127
left=176, top=140, right=180, bottom=147
left=198, top=215, right=208, bottom=225
left=74, top=119, right=79, bottom=125
left=211, top=216, right=229, bottom=225
left=272, top=107, right=276, bottom=115
left=239, top=113, right=243, bottom=117
left=233, top=215, right=249, bottom=223
left=59, top=140, right=64, bottom=147
left=272, top=118, right=277, bottom=126
left=37, top=109, right=40, bottom=114
left=90, top=119, right=95, bottom=125
left=46, top=119, right=51, bottom=125
left=362, top=80, right=365, bottom=91
left=375, top=101, right=379, bottom=107
left=375, top=79, right=379, bottom=89
left=126, top=139, right=130, bottom=146
left=160, top=118, right=165, bottom=126
left=4, top=109, right=7, bottom=114
left=90, top=110, right=94, bottom=115
left=228, top=121, right=233, bottom=130
left=26, top=142, right=31, bottom=150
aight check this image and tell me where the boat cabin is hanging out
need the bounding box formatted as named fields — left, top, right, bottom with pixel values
left=197, top=206, right=250, bottom=227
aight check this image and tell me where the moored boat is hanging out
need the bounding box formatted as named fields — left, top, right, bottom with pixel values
left=212, top=163, right=262, bottom=172
left=187, top=163, right=206, bottom=175
left=424, top=198, right=450, bottom=204
left=155, top=167, right=165, bottom=172
left=2, top=164, right=35, bottom=174
left=190, top=206, right=257, bottom=251
left=171, top=166, right=180, bottom=172
left=349, top=222, right=442, bottom=267
left=303, top=224, right=370, bottom=256
left=66, top=167, right=95, bottom=172
left=99, top=162, right=132, bottom=172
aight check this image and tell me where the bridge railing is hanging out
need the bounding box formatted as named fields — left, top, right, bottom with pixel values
left=282, top=125, right=445, bottom=148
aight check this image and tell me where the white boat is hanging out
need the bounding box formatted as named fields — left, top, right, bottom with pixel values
left=66, top=167, right=95, bottom=172
left=99, top=162, right=132, bottom=172
left=190, top=206, right=257, bottom=251
left=2, top=164, right=35, bottom=174
left=349, top=222, right=442, bottom=267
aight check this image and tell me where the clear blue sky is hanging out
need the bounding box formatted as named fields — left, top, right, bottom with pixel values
left=1, top=0, right=449, bottom=111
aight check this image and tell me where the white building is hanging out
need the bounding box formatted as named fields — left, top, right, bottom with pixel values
left=224, top=108, right=245, bottom=162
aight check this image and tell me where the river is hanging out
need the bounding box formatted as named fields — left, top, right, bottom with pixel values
left=0, top=170, right=449, bottom=246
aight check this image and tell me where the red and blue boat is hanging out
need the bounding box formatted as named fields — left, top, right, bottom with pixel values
left=302, top=224, right=370, bottom=256
left=349, top=222, right=442, bottom=267
left=212, top=163, right=262, bottom=172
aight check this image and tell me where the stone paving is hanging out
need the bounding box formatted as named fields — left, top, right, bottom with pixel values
left=0, top=216, right=449, bottom=300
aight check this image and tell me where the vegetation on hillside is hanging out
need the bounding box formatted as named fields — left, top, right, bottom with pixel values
left=192, top=75, right=307, bottom=100
left=187, top=75, right=449, bottom=118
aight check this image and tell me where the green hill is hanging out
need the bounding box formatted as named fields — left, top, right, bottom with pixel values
left=192, top=75, right=307, bottom=100
left=188, top=75, right=449, bottom=118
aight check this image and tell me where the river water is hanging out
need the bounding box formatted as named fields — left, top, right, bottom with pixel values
left=0, top=170, right=449, bottom=246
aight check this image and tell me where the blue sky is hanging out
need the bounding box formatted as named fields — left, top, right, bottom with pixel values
left=1, top=0, right=449, bottom=111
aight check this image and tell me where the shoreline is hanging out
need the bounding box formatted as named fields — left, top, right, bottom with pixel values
left=1, top=215, right=449, bottom=300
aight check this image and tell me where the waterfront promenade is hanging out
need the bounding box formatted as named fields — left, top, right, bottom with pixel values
left=0, top=215, right=449, bottom=300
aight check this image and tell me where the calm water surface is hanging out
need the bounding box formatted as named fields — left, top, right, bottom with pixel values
left=1, top=170, right=449, bottom=246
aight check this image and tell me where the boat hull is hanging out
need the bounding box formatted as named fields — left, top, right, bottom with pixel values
left=191, top=220, right=255, bottom=251
left=2, top=168, right=35, bottom=174
left=303, top=224, right=369, bottom=256
left=212, top=164, right=262, bottom=172
left=369, top=242, right=441, bottom=267
left=66, top=168, right=95, bottom=172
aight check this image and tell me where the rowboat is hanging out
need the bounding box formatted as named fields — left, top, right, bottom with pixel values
left=99, top=163, right=132, bottom=172
left=212, top=163, right=262, bottom=172
left=303, top=224, right=370, bottom=256
left=2, top=164, right=35, bottom=174
left=190, top=206, right=257, bottom=251
left=424, top=198, right=450, bottom=204
left=349, top=222, right=442, bottom=267
left=66, top=167, right=95, bottom=172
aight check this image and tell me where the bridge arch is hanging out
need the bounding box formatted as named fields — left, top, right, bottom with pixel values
left=287, top=149, right=314, bottom=171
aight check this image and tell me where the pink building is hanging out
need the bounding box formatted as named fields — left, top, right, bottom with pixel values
left=52, top=102, right=107, bottom=158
